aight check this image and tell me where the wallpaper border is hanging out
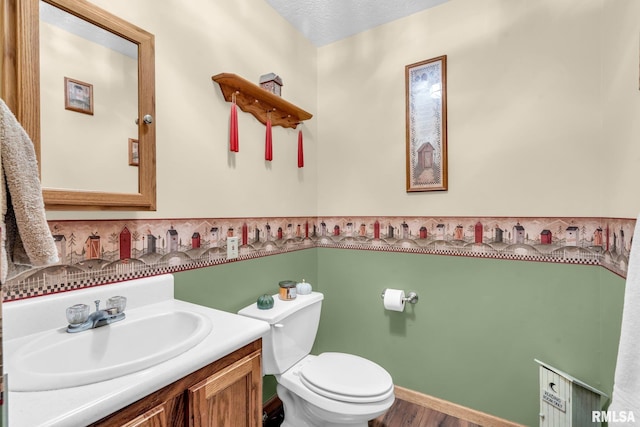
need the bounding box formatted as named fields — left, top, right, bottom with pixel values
left=3, top=215, right=633, bottom=301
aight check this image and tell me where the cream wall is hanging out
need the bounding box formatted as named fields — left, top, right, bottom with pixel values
left=602, top=0, right=640, bottom=218
left=44, top=0, right=640, bottom=221
left=317, top=0, right=640, bottom=218
left=47, top=0, right=318, bottom=220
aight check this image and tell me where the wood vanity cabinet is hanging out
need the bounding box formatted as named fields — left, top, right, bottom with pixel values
left=90, top=339, right=262, bottom=427
left=120, top=406, right=167, bottom=427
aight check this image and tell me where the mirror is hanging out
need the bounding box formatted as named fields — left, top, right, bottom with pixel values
left=2, top=0, right=156, bottom=210
left=40, top=1, right=139, bottom=194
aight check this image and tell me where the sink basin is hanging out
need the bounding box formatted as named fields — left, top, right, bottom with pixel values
left=6, top=310, right=212, bottom=391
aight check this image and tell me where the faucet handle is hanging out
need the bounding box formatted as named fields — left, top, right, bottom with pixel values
left=106, top=296, right=127, bottom=314
left=66, top=304, right=90, bottom=326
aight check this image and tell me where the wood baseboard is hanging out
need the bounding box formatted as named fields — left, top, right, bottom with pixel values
left=394, top=386, right=526, bottom=427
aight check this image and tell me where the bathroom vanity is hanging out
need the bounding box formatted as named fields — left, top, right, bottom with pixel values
left=3, top=275, right=269, bottom=426
left=90, top=339, right=262, bottom=426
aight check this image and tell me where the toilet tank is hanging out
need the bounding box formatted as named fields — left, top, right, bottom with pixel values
left=238, top=292, right=323, bottom=375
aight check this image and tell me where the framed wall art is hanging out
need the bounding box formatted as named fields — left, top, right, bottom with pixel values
left=405, top=55, right=448, bottom=192
left=129, top=138, right=139, bottom=166
left=64, top=77, right=94, bottom=115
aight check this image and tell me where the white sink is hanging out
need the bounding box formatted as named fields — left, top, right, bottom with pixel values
left=4, top=275, right=270, bottom=427
left=6, top=309, right=212, bottom=391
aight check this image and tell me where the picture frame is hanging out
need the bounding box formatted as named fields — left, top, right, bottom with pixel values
left=405, top=55, right=448, bottom=192
left=64, top=77, right=94, bottom=115
left=128, top=138, right=139, bottom=166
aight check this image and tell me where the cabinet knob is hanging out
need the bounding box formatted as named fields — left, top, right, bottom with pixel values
left=135, top=115, right=154, bottom=125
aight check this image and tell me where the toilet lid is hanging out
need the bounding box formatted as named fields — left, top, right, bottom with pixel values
left=299, top=353, right=394, bottom=403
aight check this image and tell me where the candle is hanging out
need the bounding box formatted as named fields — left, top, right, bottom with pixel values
left=230, top=102, right=239, bottom=152
left=265, top=118, right=273, bottom=161
left=297, top=129, right=304, bottom=168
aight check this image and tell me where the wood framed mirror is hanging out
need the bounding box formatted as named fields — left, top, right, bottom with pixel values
left=2, top=0, right=156, bottom=210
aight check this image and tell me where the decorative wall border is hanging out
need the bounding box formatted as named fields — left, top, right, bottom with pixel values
left=3, top=216, right=634, bottom=301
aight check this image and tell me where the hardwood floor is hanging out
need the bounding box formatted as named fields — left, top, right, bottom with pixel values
left=264, top=397, right=481, bottom=427
left=369, top=398, right=481, bottom=427
left=263, top=386, right=523, bottom=427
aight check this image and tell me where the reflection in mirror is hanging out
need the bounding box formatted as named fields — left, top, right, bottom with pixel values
left=39, top=1, right=139, bottom=193
left=3, top=0, right=156, bottom=210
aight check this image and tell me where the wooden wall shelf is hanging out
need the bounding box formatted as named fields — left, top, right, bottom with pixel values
left=212, top=73, right=312, bottom=129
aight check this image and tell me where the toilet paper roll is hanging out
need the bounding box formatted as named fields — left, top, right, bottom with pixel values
left=383, top=289, right=405, bottom=312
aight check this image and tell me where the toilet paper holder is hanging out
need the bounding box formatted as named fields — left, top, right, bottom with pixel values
left=380, top=289, right=419, bottom=304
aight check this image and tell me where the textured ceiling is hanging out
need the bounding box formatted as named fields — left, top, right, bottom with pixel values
left=264, top=0, right=450, bottom=46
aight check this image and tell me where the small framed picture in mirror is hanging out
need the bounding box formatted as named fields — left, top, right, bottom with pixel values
left=64, top=77, right=93, bottom=115
left=129, top=138, right=139, bottom=166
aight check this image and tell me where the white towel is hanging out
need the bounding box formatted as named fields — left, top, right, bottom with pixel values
left=609, top=213, right=640, bottom=425
left=0, top=98, right=59, bottom=284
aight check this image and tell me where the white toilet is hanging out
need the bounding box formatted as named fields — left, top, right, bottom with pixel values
left=238, top=292, right=395, bottom=427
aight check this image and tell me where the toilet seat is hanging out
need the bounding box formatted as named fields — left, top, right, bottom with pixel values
left=298, top=353, right=394, bottom=404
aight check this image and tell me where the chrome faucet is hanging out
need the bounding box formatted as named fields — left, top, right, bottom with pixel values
left=66, top=297, right=126, bottom=333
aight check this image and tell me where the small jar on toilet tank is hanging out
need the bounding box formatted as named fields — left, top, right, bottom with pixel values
left=279, top=280, right=297, bottom=301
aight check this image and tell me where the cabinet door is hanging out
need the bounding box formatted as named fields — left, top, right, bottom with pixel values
left=188, top=351, right=262, bottom=427
left=121, top=405, right=167, bottom=427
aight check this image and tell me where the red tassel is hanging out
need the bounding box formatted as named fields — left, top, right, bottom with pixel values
left=297, top=129, right=304, bottom=168
left=230, top=102, right=239, bottom=152
left=265, top=118, right=273, bottom=161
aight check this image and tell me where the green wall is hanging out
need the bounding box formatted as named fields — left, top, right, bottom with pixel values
left=174, top=250, right=318, bottom=313
left=174, top=249, right=318, bottom=401
left=174, top=248, right=625, bottom=426
left=314, top=248, right=625, bottom=426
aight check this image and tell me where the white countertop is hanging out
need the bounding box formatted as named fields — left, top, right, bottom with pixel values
left=3, top=275, right=270, bottom=427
